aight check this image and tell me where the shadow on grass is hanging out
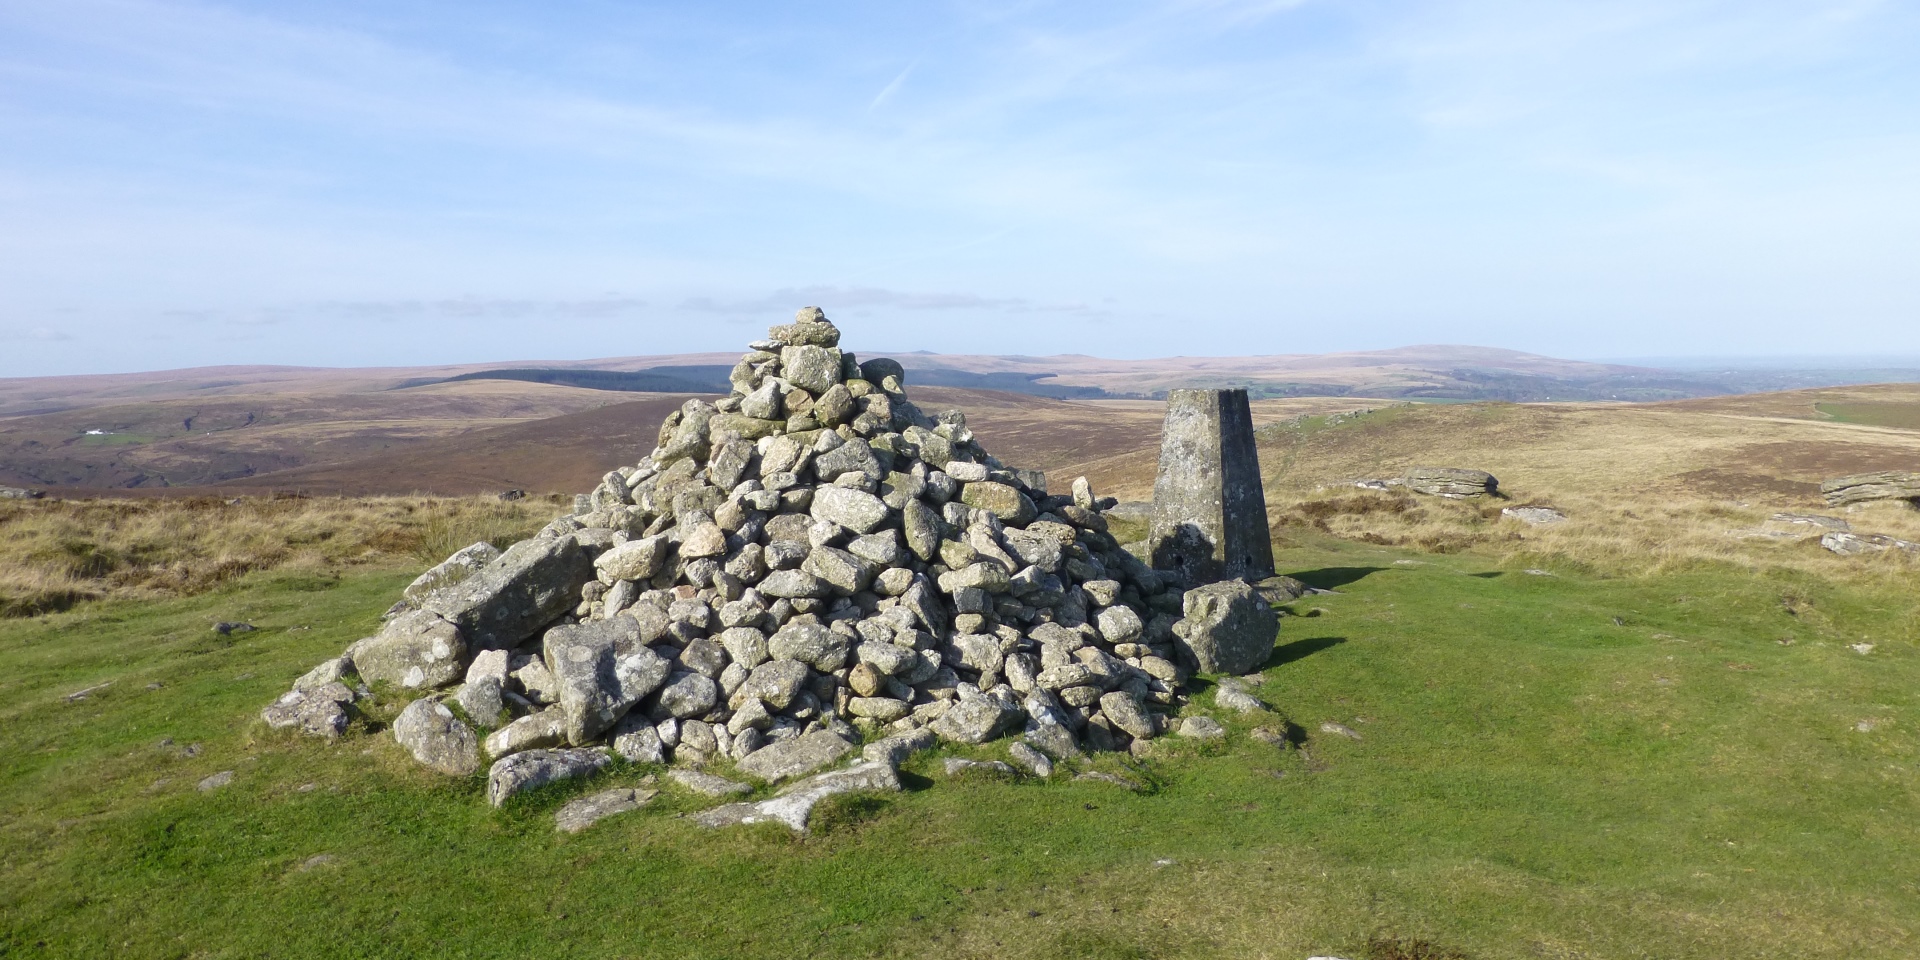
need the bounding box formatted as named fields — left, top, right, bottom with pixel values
left=1264, top=635, right=1346, bottom=670
left=1466, top=571, right=1503, bottom=579
left=1289, top=566, right=1389, bottom=589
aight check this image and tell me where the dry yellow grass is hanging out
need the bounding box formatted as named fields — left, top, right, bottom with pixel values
left=1030, top=392, right=1920, bottom=581
left=0, top=494, right=558, bottom=617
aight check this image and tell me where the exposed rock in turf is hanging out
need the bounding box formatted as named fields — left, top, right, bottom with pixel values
left=944, top=757, right=1016, bottom=777
left=1768, top=513, right=1850, bottom=532
left=668, top=769, right=751, bottom=797
left=1072, top=771, right=1140, bottom=790
left=695, top=760, right=901, bottom=834
left=486, top=748, right=611, bottom=807
left=1501, top=506, right=1567, bottom=525
left=555, top=787, right=656, bottom=833
left=1822, top=471, right=1920, bottom=507
left=1821, top=531, right=1920, bottom=556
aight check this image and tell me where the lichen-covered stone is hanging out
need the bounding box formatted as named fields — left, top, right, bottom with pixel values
left=1147, top=388, right=1274, bottom=584
left=1173, top=580, right=1277, bottom=674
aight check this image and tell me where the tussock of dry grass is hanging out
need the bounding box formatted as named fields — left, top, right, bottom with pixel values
left=0, top=495, right=559, bottom=617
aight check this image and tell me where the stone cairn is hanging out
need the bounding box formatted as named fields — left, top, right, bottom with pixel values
left=263, top=307, right=1279, bottom=821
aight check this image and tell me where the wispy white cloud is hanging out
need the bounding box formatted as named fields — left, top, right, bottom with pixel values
left=680, top=287, right=1029, bottom=315
left=0, top=326, right=76, bottom=342
left=868, top=60, right=918, bottom=111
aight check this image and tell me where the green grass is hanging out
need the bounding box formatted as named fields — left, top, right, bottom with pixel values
left=3, top=539, right=1918, bottom=959
left=1815, top=401, right=1920, bottom=431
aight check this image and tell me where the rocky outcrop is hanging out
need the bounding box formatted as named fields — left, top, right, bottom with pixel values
left=1822, top=471, right=1920, bottom=507
left=1821, top=531, right=1920, bottom=556
left=1403, top=467, right=1498, bottom=498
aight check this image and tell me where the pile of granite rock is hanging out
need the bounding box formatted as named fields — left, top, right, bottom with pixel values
left=263, top=308, right=1278, bottom=815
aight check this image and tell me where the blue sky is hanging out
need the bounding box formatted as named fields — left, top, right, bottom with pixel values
left=2, top=0, right=1916, bottom=376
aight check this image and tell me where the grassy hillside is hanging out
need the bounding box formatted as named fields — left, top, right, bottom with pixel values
left=2, top=528, right=1916, bottom=958
left=4, top=385, right=1918, bottom=957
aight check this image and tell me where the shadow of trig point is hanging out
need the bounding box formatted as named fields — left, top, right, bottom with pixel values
left=1147, top=387, right=1275, bottom=584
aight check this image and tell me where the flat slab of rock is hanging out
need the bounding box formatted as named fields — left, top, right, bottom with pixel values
left=695, top=760, right=901, bottom=834
left=668, top=769, right=751, bottom=797
left=944, top=758, right=1016, bottom=777
left=422, top=536, right=595, bottom=650
left=735, top=729, right=853, bottom=783
left=1178, top=716, right=1226, bottom=739
left=486, top=748, right=610, bottom=807
left=1822, top=471, right=1920, bottom=507
left=1403, top=466, right=1498, bottom=498
left=555, top=787, right=656, bottom=833
left=404, top=542, right=503, bottom=604
left=1822, top=531, right=1920, bottom=556
left=1072, top=771, right=1141, bottom=790
left=1768, top=513, right=1850, bottom=532
left=1501, top=506, right=1566, bottom=525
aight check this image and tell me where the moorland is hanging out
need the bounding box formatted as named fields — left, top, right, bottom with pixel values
left=2, top=375, right=1918, bottom=958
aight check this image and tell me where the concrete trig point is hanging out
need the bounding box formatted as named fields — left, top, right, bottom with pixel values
left=1147, top=388, right=1275, bottom=584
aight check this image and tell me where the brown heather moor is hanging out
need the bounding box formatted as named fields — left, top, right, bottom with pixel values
left=0, top=495, right=558, bottom=617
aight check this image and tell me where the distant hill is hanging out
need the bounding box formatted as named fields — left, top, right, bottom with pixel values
left=4, top=344, right=1919, bottom=495
left=8, top=345, right=1918, bottom=418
